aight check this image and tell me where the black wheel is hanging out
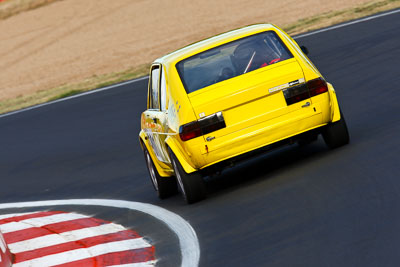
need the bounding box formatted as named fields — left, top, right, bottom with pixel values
left=322, top=112, right=350, bottom=149
left=169, top=149, right=206, bottom=204
left=144, top=147, right=177, bottom=199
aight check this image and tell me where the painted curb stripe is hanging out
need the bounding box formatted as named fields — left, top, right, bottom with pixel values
left=0, top=212, right=88, bottom=234
left=12, top=239, right=153, bottom=267
left=9, top=212, right=88, bottom=227
left=9, top=223, right=129, bottom=253
left=0, top=212, right=41, bottom=220
left=3, top=225, right=53, bottom=244
left=0, top=199, right=200, bottom=267
left=3, top=217, right=110, bottom=244
left=0, top=211, right=66, bottom=225
left=54, top=248, right=156, bottom=267
left=0, top=210, right=156, bottom=266
left=13, top=229, right=141, bottom=263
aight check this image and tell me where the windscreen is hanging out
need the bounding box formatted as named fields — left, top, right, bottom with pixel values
left=176, top=31, right=293, bottom=93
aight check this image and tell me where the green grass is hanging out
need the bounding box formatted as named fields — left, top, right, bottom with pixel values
left=49, top=90, right=83, bottom=101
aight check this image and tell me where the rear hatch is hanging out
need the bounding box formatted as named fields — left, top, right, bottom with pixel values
left=188, top=58, right=311, bottom=152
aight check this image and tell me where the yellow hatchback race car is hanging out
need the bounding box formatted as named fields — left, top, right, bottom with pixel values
left=139, top=24, right=349, bottom=204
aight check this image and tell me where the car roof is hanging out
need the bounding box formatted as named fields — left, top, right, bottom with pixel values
left=154, top=24, right=277, bottom=66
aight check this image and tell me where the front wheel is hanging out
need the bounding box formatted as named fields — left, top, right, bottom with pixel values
left=322, top=112, right=350, bottom=149
left=169, top=149, right=206, bottom=204
left=144, top=147, right=177, bottom=199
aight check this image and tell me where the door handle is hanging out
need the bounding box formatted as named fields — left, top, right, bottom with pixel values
left=302, top=102, right=310, bottom=108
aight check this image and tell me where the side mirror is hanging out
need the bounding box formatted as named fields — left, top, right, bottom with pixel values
left=300, top=45, right=309, bottom=55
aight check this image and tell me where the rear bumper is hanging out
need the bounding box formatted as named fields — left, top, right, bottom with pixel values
left=199, top=125, right=325, bottom=175
left=198, top=104, right=328, bottom=169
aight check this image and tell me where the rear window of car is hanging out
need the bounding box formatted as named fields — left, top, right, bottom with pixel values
left=176, top=31, right=293, bottom=93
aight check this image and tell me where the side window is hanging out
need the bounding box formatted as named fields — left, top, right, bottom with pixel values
left=149, top=65, right=160, bottom=110
left=160, top=67, right=167, bottom=111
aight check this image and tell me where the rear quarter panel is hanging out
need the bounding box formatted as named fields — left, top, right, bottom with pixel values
left=164, top=65, right=206, bottom=170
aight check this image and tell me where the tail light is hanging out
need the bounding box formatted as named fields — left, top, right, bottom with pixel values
left=179, top=121, right=202, bottom=141
left=283, top=78, right=328, bottom=105
left=179, top=112, right=226, bottom=141
left=307, top=78, right=328, bottom=96
left=283, top=83, right=309, bottom=105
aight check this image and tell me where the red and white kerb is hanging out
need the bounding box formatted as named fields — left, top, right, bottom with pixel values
left=0, top=211, right=156, bottom=267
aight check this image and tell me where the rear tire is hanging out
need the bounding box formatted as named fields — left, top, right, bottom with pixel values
left=297, top=132, right=318, bottom=146
left=144, top=147, right=177, bottom=199
left=169, top=149, right=206, bottom=204
left=322, top=112, right=350, bottom=149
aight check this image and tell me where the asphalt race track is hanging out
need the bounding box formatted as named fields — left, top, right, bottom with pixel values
left=1, top=10, right=400, bottom=267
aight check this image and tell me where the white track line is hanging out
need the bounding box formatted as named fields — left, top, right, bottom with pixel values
left=12, top=239, right=152, bottom=267
left=0, top=77, right=148, bottom=119
left=0, top=199, right=200, bottom=267
left=0, top=8, right=399, bottom=119
left=9, top=223, right=129, bottom=253
left=295, top=8, right=400, bottom=39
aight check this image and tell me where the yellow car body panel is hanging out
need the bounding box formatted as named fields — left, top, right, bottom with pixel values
left=164, top=136, right=197, bottom=173
left=140, top=24, right=344, bottom=176
left=327, top=82, right=342, bottom=123
left=139, top=130, right=174, bottom=177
